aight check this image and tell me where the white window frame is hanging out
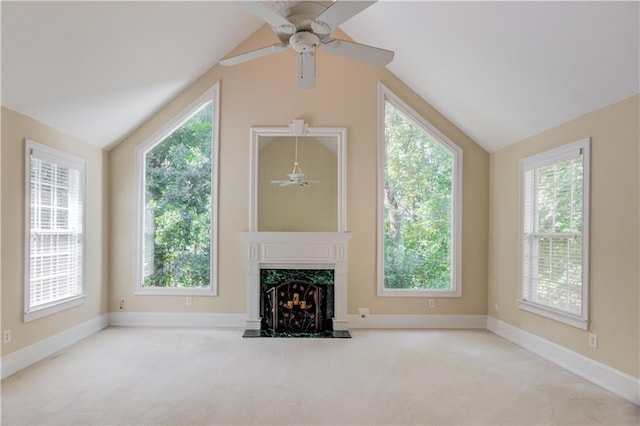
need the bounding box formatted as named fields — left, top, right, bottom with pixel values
left=134, top=82, right=220, bottom=296
left=24, top=140, right=87, bottom=322
left=377, top=83, right=463, bottom=297
left=518, top=138, right=590, bottom=329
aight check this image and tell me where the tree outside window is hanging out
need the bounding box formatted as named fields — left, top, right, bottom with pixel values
left=136, top=83, right=219, bottom=295
left=378, top=84, right=462, bottom=297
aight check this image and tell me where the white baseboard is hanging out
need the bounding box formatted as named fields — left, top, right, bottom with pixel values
left=4, top=311, right=637, bottom=407
left=486, top=316, right=639, bottom=406
left=112, top=313, right=486, bottom=329
left=1, top=313, right=109, bottom=380
left=347, top=314, right=487, bottom=329
left=109, top=312, right=245, bottom=328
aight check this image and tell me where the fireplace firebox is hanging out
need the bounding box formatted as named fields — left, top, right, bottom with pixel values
left=261, top=269, right=333, bottom=335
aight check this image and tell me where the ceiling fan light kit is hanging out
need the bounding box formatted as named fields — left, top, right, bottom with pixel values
left=271, top=119, right=315, bottom=187
left=220, top=0, right=394, bottom=89
left=289, top=31, right=320, bottom=53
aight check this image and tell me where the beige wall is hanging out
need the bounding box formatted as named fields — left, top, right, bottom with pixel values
left=488, top=94, right=640, bottom=377
left=1, top=107, right=109, bottom=356
left=110, top=25, right=489, bottom=316
left=258, top=136, right=337, bottom=232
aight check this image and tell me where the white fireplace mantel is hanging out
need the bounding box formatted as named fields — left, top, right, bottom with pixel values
left=241, top=232, right=353, bottom=331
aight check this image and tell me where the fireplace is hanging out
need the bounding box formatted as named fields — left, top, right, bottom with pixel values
left=261, top=269, right=333, bottom=335
left=241, top=232, right=352, bottom=337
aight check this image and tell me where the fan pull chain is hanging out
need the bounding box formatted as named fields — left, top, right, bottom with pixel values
left=291, top=136, right=303, bottom=175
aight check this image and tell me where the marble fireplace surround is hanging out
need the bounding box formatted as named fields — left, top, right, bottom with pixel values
left=241, top=232, right=353, bottom=332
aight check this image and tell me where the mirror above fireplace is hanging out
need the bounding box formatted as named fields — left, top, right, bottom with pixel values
left=249, top=121, right=347, bottom=232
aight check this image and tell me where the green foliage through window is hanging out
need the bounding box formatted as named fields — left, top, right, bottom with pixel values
left=383, top=100, right=454, bottom=290
left=143, top=102, right=213, bottom=288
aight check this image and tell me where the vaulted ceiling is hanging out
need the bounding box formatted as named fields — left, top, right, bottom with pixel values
left=2, top=1, right=638, bottom=152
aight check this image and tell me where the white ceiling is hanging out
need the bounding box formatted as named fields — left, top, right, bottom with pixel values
left=2, top=1, right=638, bottom=152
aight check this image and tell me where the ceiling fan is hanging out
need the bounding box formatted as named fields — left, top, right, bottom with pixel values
left=219, top=0, right=394, bottom=89
left=271, top=136, right=317, bottom=187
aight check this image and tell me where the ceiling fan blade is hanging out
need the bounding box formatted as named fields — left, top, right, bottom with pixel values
left=243, top=1, right=292, bottom=29
left=297, top=51, right=316, bottom=89
left=315, top=0, right=376, bottom=29
left=219, top=43, right=287, bottom=66
left=322, top=38, right=394, bottom=66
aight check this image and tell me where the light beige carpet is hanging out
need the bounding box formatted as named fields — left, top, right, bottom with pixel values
left=1, top=328, right=638, bottom=425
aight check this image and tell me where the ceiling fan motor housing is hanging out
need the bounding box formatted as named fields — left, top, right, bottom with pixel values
left=289, top=31, right=320, bottom=53
left=220, top=1, right=393, bottom=89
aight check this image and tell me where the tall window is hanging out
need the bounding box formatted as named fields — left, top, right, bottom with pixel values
left=519, top=138, right=590, bottom=329
left=25, top=140, right=86, bottom=321
left=136, top=83, right=219, bottom=295
left=377, top=84, right=462, bottom=297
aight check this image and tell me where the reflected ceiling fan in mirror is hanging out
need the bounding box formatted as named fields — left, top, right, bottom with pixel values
left=219, top=0, right=394, bottom=89
left=271, top=136, right=318, bottom=187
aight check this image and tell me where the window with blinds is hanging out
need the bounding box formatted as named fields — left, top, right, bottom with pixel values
left=519, top=138, right=590, bottom=329
left=25, top=140, right=86, bottom=322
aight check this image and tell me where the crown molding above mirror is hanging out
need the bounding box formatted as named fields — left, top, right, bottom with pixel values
left=249, top=121, right=347, bottom=232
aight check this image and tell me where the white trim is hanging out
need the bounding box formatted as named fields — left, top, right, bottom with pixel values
left=487, top=317, right=639, bottom=405
left=521, top=139, right=584, bottom=170
left=134, top=82, right=219, bottom=296
left=24, top=296, right=86, bottom=322
left=348, top=314, right=486, bottom=329
left=1, top=314, right=109, bottom=380
left=517, top=300, right=588, bottom=330
left=518, top=137, right=591, bottom=328
left=5, top=313, right=637, bottom=407
left=376, top=82, right=463, bottom=298
left=108, top=312, right=245, bottom=328
left=248, top=125, right=347, bottom=232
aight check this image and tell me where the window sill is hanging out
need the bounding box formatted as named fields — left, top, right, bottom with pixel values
left=517, top=300, right=588, bottom=330
left=378, top=287, right=461, bottom=298
left=24, top=296, right=86, bottom=322
left=135, top=287, right=217, bottom=296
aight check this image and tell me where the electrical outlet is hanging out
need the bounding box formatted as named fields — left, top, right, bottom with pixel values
left=185, top=297, right=193, bottom=307
left=357, top=307, right=369, bottom=318
left=3, top=330, right=11, bottom=344
left=428, top=299, right=436, bottom=309
left=494, top=303, right=500, bottom=312
left=589, top=334, right=598, bottom=348
left=119, top=298, right=126, bottom=310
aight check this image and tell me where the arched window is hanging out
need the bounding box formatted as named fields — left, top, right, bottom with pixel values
left=377, top=83, right=462, bottom=297
left=135, top=83, right=219, bottom=295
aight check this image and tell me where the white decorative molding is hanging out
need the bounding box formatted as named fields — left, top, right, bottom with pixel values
left=487, top=316, right=640, bottom=405
left=1, top=314, right=109, bottom=380
left=242, top=232, right=353, bottom=331
left=108, top=312, right=245, bottom=328
left=348, top=314, right=487, bottom=329
left=249, top=125, right=347, bottom=233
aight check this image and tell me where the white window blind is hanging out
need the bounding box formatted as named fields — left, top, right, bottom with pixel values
left=519, top=139, right=590, bottom=329
left=25, top=141, right=86, bottom=321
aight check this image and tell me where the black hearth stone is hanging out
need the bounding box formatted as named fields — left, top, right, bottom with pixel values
left=242, top=329, right=351, bottom=338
